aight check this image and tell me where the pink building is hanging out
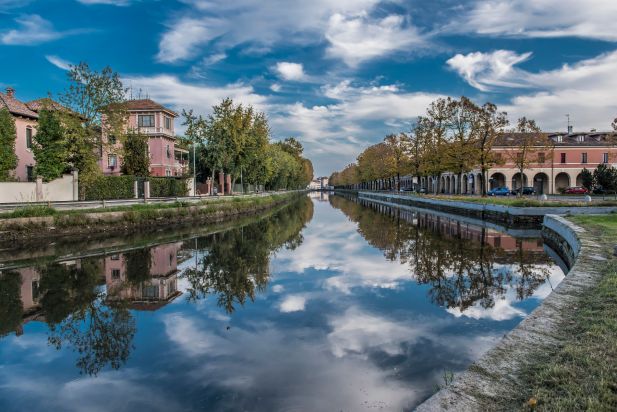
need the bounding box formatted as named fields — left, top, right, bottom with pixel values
left=0, top=88, right=38, bottom=182
left=104, top=243, right=182, bottom=309
left=100, top=99, right=189, bottom=177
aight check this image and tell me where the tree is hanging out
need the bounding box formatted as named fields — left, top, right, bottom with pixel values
left=504, top=117, right=547, bottom=195
left=60, top=62, right=126, bottom=129
left=476, top=103, right=508, bottom=196
left=383, top=133, right=411, bottom=191
left=593, top=164, right=617, bottom=193
left=441, top=97, right=482, bottom=194
left=0, top=108, right=18, bottom=181
left=33, top=109, right=67, bottom=181
left=121, top=131, right=150, bottom=176
left=580, top=168, right=594, bottom=191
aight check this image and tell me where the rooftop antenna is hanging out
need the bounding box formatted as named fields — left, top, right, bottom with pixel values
left=129, top=84, right=133, bottom=100
left=566, top=114, right=573, bottom=134
left=138, top=88, right=142, bottom=99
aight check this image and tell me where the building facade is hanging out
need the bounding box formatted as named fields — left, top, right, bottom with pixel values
left=0, top=88, right=38, bottom=182
left=418, top=131, right=617, bottom=195
left=100, top=99, right=188, bottom=177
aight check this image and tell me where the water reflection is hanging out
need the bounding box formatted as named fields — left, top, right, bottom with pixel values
left=330, top=195, right=552, bottom=314
left=0, top=198, right=313, bottom=376
left=0, top=195, right=562, bottom=411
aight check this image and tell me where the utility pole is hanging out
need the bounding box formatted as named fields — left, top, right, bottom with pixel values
left=192, top=140, right=196, bottom=196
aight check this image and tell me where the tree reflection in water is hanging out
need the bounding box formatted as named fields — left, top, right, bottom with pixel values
left=182, top=197, right=314, bottom=313
left=38, top=260, right=136, bottom=376
left=330, top=195, right=551, bottom=313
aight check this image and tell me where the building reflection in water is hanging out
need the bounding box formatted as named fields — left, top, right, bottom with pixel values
left=0, top=197, right=314, bottom=374
left=329, top=195, right=554, bottom=314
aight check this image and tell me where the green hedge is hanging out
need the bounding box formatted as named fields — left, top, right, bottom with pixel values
left=84, top=175, right=135, bottom=200
left=150, top=177, right=189, bottom=197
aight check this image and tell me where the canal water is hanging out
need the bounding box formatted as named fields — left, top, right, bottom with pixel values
left=0, top=193, right=565, bottom=411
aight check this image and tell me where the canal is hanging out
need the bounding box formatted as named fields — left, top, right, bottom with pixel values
left=0, top=193, right=565, bottom=411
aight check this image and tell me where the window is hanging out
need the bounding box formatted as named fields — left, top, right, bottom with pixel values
left=165, top=169, right=171, bottom=176
left=516, top=152, right=523, bottom=162
left=142, top=285, right=159, bottom=298
left=138, top=115, right=155, bottom=127
left=108, top=154, right=117, bottom=168
left=560, top=153, right=566, bottom=164
left=165, top=116, right=172, bottom=130
left=537, top=152, right=545, bottom=163
left=108, top=135, right=117, bottom=145
left=169, top=253, right=173, bottom=267
left=556, top=135, right=563, bottom=143
left=166, top=145, right=170, bottom=159
left=26, top=127, right=32, bottom=149
left=581, top=152, right=588, bottom=163
left=604, top=153, right=609, bottom=163
left=32, top=281, right=40, bottom=301
left=26, top=165, right=34, bottom=182
left=111, top=269, right=121, bottom=280
left=578, top=135, right=585, bottom=143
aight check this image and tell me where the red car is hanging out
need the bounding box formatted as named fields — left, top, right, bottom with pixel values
left=564, top=186, right=589, bottom=194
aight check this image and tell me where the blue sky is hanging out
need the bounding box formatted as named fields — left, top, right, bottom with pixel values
left=1, top=0, right=617, bottom=176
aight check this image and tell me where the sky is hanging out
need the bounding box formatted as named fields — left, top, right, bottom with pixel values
left=1, top=0, right=617, bottom=176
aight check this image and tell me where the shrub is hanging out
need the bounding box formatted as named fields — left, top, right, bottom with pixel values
left=149, top=177, right=189, bottom=197
left=84, top=175, right=134, bottom=200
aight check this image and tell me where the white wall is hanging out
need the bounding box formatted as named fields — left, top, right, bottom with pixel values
left=0, top=172, right=78, bottom=203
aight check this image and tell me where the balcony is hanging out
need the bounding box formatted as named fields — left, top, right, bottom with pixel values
left=135, top=126, right=174, bottom=137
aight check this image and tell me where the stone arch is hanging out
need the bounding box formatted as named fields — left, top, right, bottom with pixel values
left=462, top=174, right=468, bottom=194
left=555, top=172, right=570, bottom=191
left=490, top=173, right=506, bottom=189
left=512, top=172, right=528, bottom=190
left=575, top=172, right=584, bottom=187
left=533, top=172, right=549, bottom=195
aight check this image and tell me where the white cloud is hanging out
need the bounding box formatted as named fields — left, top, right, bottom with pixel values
left=270, top=83, right=282, bottom=92
left=447, top=49, right=617, bottom=131
left=446, top=50, right=532, bottom=91
left=123, top=74, right=267, bottom=113
left=159, top=1, right=426, bottom=66
left=45, top=55, right=72, bottom=70
left=1, top=15, right=67, bottom=45
left=325, top=13, right=426, bottom=66
left=458, top=0, right=617, bottom=41
left=76, top=0, right=133, bottom=5
left=273, top=62, right=306, bottom=81
left=156, top=17, right=222, bottom=63
left=278, top=295, right=307, bottom=312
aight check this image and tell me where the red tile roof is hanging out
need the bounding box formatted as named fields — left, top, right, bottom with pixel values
left=0, top=91, right=38, bottom=119
left=125, top=99, right=178, bottom=117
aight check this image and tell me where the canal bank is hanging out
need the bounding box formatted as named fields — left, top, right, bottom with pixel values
left=354, top=191, right=617, bottom=229
left=0, top=191, right=306, bottom=244
left=345, top=191, right=615, bottom=410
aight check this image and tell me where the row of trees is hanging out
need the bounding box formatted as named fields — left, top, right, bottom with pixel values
left=331, top=96, right=617, bottom=196
left=0, top=62, right=313, bottom=193
left=183, top=98, right=313, bottom=192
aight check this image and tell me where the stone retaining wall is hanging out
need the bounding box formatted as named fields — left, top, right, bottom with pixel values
left=356, top=191, right=617, bottom=229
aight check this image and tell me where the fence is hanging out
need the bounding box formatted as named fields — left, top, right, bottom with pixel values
left=0, top=172, right=78, bottom=204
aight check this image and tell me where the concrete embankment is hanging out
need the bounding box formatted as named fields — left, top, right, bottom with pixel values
left=0, top=191, right=305, bottom=243
left=355, top=191, right=617, bottom=229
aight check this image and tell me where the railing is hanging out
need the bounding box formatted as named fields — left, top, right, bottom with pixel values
left=135, top=126, right=174, bottom=136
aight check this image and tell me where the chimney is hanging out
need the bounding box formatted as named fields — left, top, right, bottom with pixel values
left=5, top=87, right=15, bottom=98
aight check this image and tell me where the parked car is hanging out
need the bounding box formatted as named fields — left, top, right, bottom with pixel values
left=592, top=186, right=609, bottom=195
left=564, top=186, right=589, bottom=194
left=511, top=186, right=535, bottom=195
left=488, top=187, right=511, bottom=196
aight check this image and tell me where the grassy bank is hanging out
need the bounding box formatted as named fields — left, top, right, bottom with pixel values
left=506, top=215, right=617, bottom=411
left=415, top=193, right=617, bottom=207
left=0, top=192, right=302, bottom=240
